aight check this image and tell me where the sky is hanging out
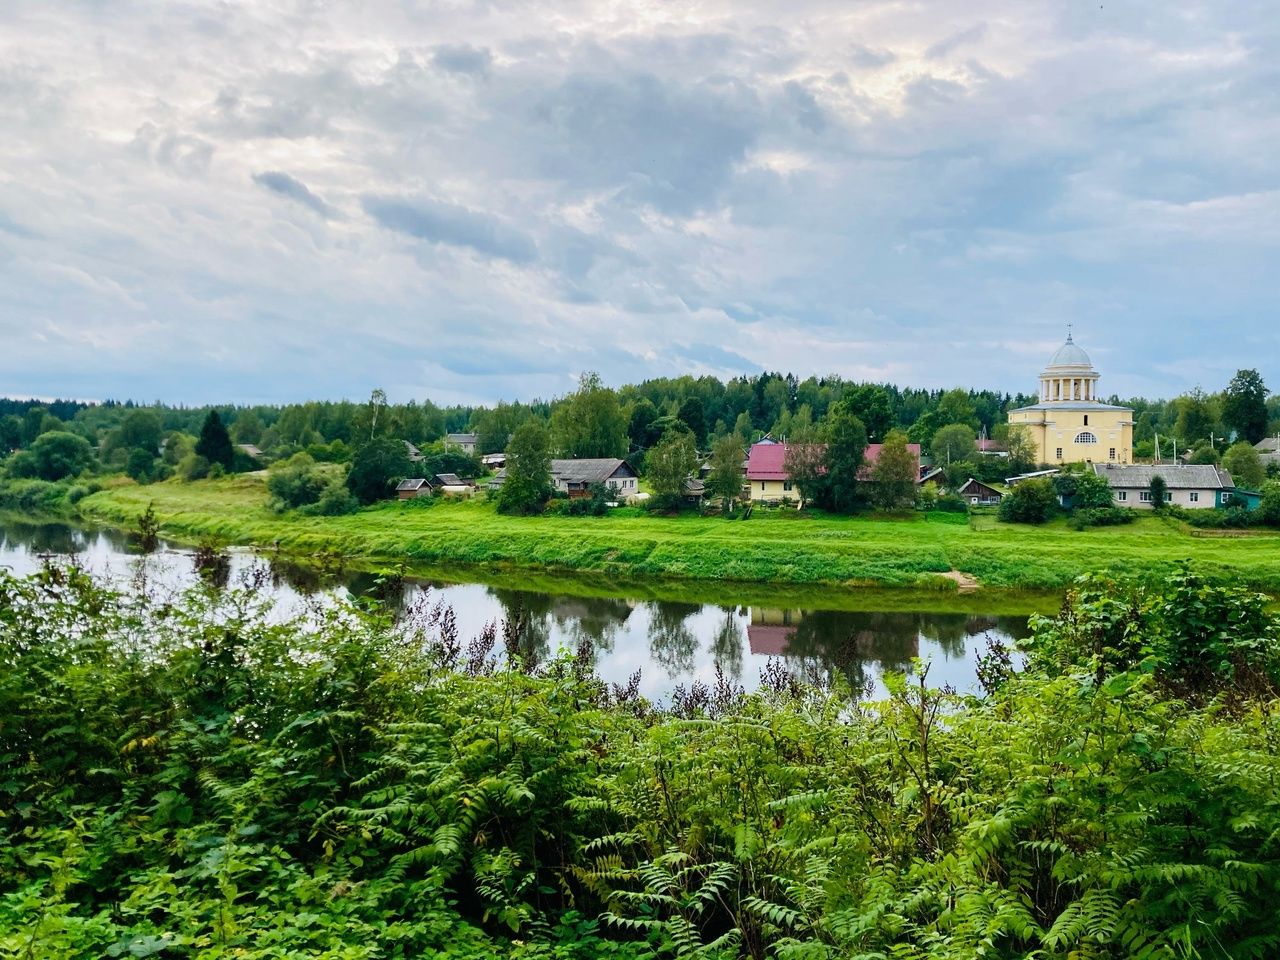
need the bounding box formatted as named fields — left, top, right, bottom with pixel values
left=1, top=1, right=1278, bottom=407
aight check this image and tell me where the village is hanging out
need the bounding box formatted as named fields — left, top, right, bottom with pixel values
left=386, top=334, right=1278, bottom=522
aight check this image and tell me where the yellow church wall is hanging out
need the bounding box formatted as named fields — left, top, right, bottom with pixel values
left=1009, top=409, right=1133, bottom=465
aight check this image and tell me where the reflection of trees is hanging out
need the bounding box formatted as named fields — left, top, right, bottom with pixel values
left=344, top=570, right=408, bottom=616
left=0, top=520, right=90, bottom=556
left=491, top=589, right=555, bottom=668
left=647, top=601, right=701, bottom=677
left=710, top=609, right=744, bottom=680
left=547, top=596, right=633, bottom=654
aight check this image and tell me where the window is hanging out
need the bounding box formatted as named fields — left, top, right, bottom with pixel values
left=1074, top=431, right=1098, bottom=444
left=1116, top=491, right=1127, bottom=502
left=760, top=482, right=765, bottom=491
left=1083, top=415, right=1089, bottom=426
left=1189, top=492, right=1199, bottom=503
left=1055, top=447, right=1063, bottom=460
left=1109, top=448, right=1116, bottom=461
left=783, top=480, right=793, bottom=492
left=1222, top=494, right=1233, bottom=508
left=1140, top=491, right=1153, bottom=503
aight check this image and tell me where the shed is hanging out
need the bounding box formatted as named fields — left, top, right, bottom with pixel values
left=957, top=478, right=1004, bottom=506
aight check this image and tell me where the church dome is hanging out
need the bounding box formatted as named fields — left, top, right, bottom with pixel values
left=1047, top=335, right=1092, bottom=369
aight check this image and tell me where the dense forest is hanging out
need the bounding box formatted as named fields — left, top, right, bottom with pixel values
left=3, top=561, right=1279, bottom=958
left=3, top=368, right=1277, bottom=468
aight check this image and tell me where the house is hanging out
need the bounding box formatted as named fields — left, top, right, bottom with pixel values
left=486, top=458, right=640, bottom=498
left=445, top=433, right=478, bottom=455
left=404, top=440, right=424, bottom=463
left=745, top=442, right=794, bottom=502
left=481, top=452, right=506, bottom=470
left=1007, top=333, right=1134, bottom=465
left=976, top=438, right=1007, bottom=457
left=957, top=478, right=1004, bottom=506
left=551, top=458, right=638, bottom=498
left=744, top=440, right=923, bottom=504
left=683, top=477, right=706, bottom=505
left=431, top=473, right=474, bottom=496
left=236, top=443, right=264, bottom=459
left=1257, top=437, right=1280, bottom=470
left=1091, top=463, right=1236, bottom=509
left=396, top=478, right=431, bottom=500
left=396, top=474, right=474, bottom=499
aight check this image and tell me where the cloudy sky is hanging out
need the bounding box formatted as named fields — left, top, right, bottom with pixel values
left=2, top=1, right=1277, bottom=406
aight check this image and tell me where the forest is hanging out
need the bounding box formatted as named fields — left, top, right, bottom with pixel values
left=2, top=561, right=1279, bottom=958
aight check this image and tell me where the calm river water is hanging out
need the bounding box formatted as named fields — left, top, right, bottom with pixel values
left=0, top=517, right=1037, bottom=700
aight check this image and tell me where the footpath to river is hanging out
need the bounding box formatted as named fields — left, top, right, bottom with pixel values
left=73, top=473, right=1280, bottom=595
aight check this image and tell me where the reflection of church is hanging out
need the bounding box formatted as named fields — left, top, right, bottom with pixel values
left=747, top=608, right=924, bottom=664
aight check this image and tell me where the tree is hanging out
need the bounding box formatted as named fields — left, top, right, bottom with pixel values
left=345, top=437, right=411, bottom=505
left=627, top=399, right=660, bottom=451
left=230, top=410, right=265, bottom=445
left=676, top=397, right=707, bottom=446
left=0, top=415, right=21, bottom=454
left=994, top=423, right=1037, bottom=471
left=119, top=410, right=163, bottom=453
left=267, top=453, right=329, bottom=510
left=824, top=404, right=868, bottom=513
left=498, top=421, right=553, bottom=515
left=475, top=402, right=529, bottom=455
left=784, top=442, right=828, bottom=507
left=843, top=385, right=895, bottom=441
left=1149, top=474, right=1168, bottom=510
left=1222, top=441, right=1265, bottom=489
left=551, top=373, right=628, bottom=459
left=1223, top=369, right=1269, bottom=444
left=645, top=432, right=698, bottom=506
left=998, top=478, right=1056, bottom=524
left=1188, top=445, right=1220, bottom=465
left=23, top=431, right=96, bottom=481
left=125, top=448, right=156, bottom=484
left=706, top=435, right=745, bottom=509
left=930, top=424, right=977, bottom=465
left=870, top=430, right=917, bottom=509
left=1259, top=481, right=1280, bottom=527
left=1174, top=389, right=1216, bottom=446
left=936, top=388, right=979, bottom=429
left=1073, top=471, right=1114, bottom=509
left=195, top=411, right=234, bottom=469
left=356, top=388, right=390, bottom=442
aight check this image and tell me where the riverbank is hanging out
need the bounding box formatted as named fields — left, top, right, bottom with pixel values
left=75, top=474, right=1280, bottom=593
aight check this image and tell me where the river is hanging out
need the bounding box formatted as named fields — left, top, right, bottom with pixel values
left=0, top=516, right=1040, bottom=700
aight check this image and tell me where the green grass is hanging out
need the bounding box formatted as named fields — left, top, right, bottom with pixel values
left=78, top=474, right=1280, bottom=593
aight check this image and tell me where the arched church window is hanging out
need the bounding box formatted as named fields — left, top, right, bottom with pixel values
left=1075, top=431, right=1098, bottom=444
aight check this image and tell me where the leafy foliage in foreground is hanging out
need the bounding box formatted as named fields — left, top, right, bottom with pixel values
left=2, top=565, right=1280, bottom=958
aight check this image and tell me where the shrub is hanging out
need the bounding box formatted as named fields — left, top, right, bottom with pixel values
left=267, top=453, right=329, bottom=510
left=1070, top=506, right=1136, bottom=530
left=998, top=478, right=1056, bottom=524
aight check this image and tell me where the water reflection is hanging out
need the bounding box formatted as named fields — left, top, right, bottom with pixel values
left=0, top=518, right=1033, bottom=700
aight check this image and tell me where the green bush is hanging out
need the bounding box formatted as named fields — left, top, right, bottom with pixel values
left=1070, top=505, right=1136, bottom=529
left=3, top=565, right=1280, bottom=958
left=998, top=478, right=1057, bottom=524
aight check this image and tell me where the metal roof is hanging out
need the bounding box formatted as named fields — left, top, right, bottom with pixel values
left=1047, top=336, right=1092, bottom=369
left=550, top=458, right=635, bottom=484
left=1092, top=463, right=1234, bottom=490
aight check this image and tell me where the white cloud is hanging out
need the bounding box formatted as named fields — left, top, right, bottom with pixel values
left=0, top=0, right=1277, bottom=403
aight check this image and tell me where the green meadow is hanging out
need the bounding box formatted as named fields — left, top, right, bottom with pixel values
left=76, top=473, right=1280, bottom=593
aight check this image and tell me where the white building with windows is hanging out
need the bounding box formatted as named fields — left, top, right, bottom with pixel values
left=1007, top=334, right=1134, bottom=465
left=1091, top=463, right=1236, bottom=510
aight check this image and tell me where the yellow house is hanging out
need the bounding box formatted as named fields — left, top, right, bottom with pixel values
left=1008, top=335, right=1133, bottom=465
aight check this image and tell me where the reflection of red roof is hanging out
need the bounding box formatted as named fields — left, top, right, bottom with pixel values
left=747, top=623, right=794, bottom=656
left=745, top=443, right=791, bottom=481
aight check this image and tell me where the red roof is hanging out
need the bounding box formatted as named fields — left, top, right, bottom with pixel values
left=745, top=441, right=921, bottom=482
left=745, top=442, right=792, bottom=481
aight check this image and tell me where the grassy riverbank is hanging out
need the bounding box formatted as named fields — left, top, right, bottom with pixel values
left=76, top=474, right=1280, bottom=592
